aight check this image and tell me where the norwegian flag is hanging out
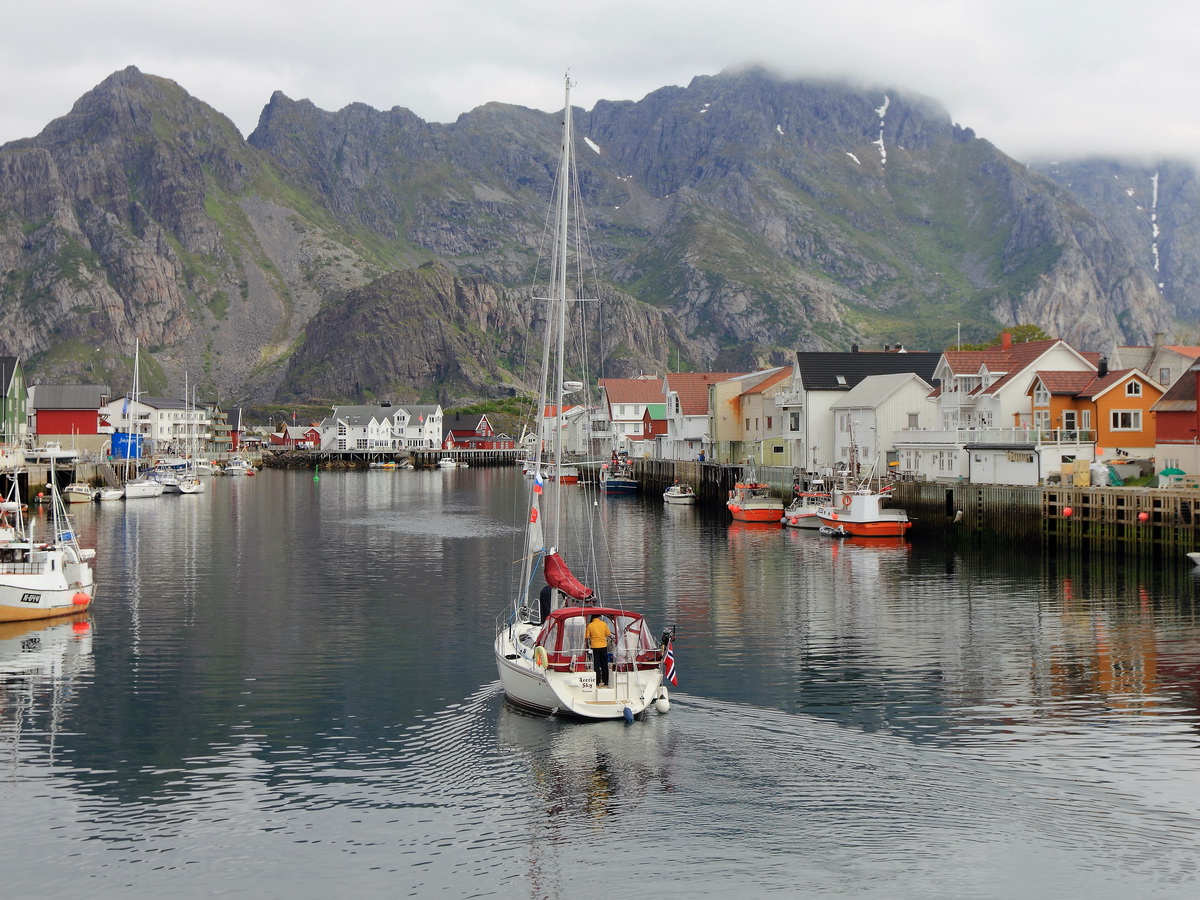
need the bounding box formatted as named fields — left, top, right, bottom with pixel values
left=664, top=640, right=678, bottom=686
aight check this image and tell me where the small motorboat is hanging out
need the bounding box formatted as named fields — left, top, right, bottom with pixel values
left=62, top=483, right=96, bottom=504
left=663, top=482, right=697, bottom=504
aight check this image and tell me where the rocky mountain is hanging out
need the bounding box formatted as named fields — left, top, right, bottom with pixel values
left=0, top=65, right=1180, bottom=408
left=1033, top=157, right=1200, bottom=331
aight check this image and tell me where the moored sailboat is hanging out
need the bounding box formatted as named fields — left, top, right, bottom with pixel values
left=494, top=77, right=673, bottom=720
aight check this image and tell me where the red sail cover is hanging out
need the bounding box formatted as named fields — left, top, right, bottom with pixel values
left=544, top=551, right=594, bottom=600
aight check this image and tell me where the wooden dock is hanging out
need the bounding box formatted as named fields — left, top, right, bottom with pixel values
left=633, top=459, right=1200, bottom=555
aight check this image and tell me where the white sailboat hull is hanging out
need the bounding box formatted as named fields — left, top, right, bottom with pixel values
left=495, top=625, right=664, bottom=720
left=123, top=479, right=164, bottom=499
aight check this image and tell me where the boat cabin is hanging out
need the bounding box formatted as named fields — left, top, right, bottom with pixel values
left=534, top=606, right=663, bottom=674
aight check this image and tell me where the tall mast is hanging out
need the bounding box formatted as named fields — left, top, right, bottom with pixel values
left=551, top=76, right=573, bottom=550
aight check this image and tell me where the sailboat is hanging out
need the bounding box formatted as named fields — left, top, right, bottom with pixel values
left=119, top=340, right=164, bottom=499
left=494, top=77, right=673, bottom=720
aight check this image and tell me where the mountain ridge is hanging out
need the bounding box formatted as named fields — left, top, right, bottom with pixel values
left=0, top=65, right=1187, bottom=408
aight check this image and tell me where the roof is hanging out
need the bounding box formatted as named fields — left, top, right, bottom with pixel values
left=734, top=366, right=792, bottom=395
left=331, top=404, right=407, bottom=426
left=945, top=340, right=1098, bottom=396
left=665, top=372, right=746, bottom=416
left=443, top=412, right=486, bottom=431
left=1034, top=372, right=1098, bottom=395
left=599, top=377, right=665, bottom=404
left=830, top=372, right=931, bottom=409
left=794, top=351, right=939, bottom=391
left=1152, top=365, right=1200, bottom=413
left=140, top=396, right=188, bottom=411
left=0, top=357, right=17, bottom=394
left=1034, top=369, right=1159, bottom=401
left=29, top=384, right=111, bottom=409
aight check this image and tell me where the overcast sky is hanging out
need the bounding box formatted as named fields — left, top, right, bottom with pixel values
left=3, top=0, right=1198, bottom=164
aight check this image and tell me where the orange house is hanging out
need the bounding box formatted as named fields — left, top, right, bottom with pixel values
left=1029, top=366, right=1163, bottom=456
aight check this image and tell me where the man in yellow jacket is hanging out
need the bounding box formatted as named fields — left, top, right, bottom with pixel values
left=586, top=614, right=612, bottom=686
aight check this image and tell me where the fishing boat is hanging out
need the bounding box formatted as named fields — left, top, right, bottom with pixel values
left=814, top=428, right=911, bottom=537
left=62, top=482, right=96, bottom=504
left=436, top=457, right=458, bottom=469
left=95, top=487, right=125, bottom=502
left=663, top=481, right=697, bottom=504
left=0, top=475, right=97, bottom=622
left=223, top=457, right=255, bottom=476
left=600, top=453, right=637, bottom=494
left=727, top=466, right=785, bottom=523
left=494, top=77, right=673, bottom=721
left=781, top=476, right=829, bottom=529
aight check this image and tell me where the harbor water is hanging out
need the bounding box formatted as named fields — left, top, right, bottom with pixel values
left=3, top=467, right=1200, bottom=897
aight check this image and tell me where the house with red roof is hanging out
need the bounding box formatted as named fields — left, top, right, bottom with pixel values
left=894, top=334, right=1102, bottom=484
left=598, top=377, right=667, bottom=456
left=1028, top=362, right=1162, bottom=462
left=662, top=372, right=745, bottom=460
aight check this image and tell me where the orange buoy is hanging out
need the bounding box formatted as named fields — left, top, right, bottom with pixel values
left=1063, top=507, right=1073, bottom=517
left=1138, top=511, right=1149, bottom=522
left=72, top=591, right=91, bottom=606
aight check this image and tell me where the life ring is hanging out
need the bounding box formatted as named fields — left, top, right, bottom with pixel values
left=841, top=495, right=851, bottom=507
left=533, top=646, right=548, bottom=668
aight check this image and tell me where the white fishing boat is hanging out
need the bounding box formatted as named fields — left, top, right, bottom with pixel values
left=223, top=457, right=254, bottom=476
left=62, top=482, right=96, bottom=504
left=814, top=428, right=911, bottom=538
left=782, top=476, right=829, bottom=529
left=494, top=77, right=674, bottom=721
left=663, top=482, right=697, bottom=504
left=0, top=475, right=97, bottom=622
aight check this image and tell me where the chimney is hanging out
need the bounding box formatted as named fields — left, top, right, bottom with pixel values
left=1098, top=357, right=1109, bottom=378
left=1154, top=332, right=1164, bottom=349
left=851, top=343, right=859, bottom=353
left=1001, top=332, right=1012, bottom=351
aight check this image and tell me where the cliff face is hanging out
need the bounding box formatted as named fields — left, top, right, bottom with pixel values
left=1034, top=157, right=1200, bottom=329
left=0, top=65, right=1179, bottom=407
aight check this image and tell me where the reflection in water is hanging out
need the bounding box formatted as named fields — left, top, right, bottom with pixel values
left=2, top=471, right=1200, bottom=896
left=0, top=614, right=94, bottom=756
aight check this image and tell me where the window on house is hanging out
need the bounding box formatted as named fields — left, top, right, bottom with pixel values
left=745, top=418, right=750, bottom=430
left=1033, top=385, right=1049, bottom=406
left=1126, top=381, right=1142, bottom=396
left=789, top=412, right=800, bottom=431
left=907, top=413, right=919, bottom=429
left=1110, top=410, right=1141, bottom=430
left=766, top=416, right=773, bottom=430
left=1081, top=410, right=1091, bottom=430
